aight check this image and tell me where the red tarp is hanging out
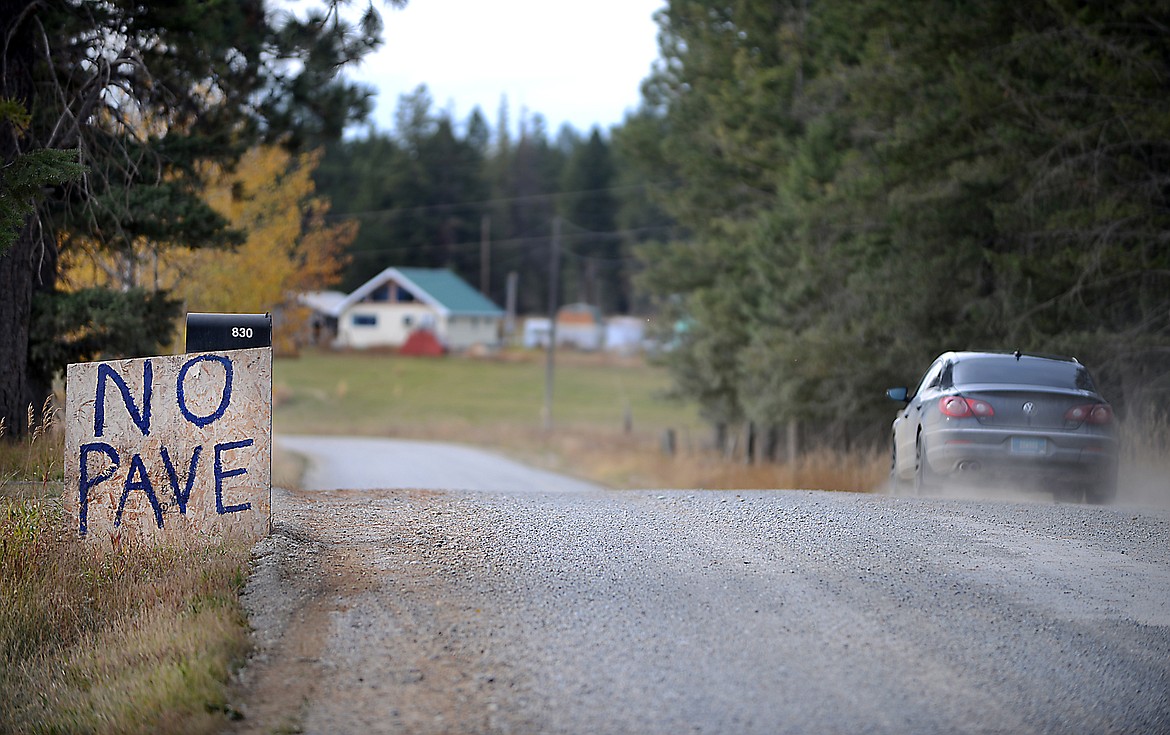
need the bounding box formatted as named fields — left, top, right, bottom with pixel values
left=400, top=329, right=445, bottom=356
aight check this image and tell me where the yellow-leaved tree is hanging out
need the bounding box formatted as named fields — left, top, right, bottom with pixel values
left=64, top=145, right=354, bottom=355
left=179, top=146, right=354, bottom=354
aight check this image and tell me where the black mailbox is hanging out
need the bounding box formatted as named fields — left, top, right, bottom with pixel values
left=185, top=312, right=272, bottom=353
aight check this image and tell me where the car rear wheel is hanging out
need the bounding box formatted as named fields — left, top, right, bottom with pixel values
left=1086, top=471, right=1118, bottom=505
left=889, top=444, right=904, bottom=494
left=914, top=435, right=934, bottom=495
left=1054, top=486, right=1085, bottom=504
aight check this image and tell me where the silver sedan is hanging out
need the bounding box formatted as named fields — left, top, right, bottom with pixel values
left=887, top=351, right=1119, bottom=503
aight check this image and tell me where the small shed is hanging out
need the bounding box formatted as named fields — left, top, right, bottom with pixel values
left=522, top=317, right=553, bottom=349
left=556, top=303, right=605, bottom=351
left=604, top=316, right=647, bottom=355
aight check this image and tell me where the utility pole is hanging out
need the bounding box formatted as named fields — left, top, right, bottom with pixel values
left=480, top=214, right=491, bottom=296
left=542, top=217, right=561, bottom=432
left=504, top=271, right=518, bottom=337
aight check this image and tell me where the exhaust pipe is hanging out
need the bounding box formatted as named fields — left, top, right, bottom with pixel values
left=957, top=460, right=981, bottom=472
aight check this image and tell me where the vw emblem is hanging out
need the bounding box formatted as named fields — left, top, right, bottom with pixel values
left=1022, top=401, right=1036, bottom=416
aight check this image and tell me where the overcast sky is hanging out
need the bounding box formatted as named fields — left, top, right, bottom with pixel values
left=345, top=0, right=667, bottom=136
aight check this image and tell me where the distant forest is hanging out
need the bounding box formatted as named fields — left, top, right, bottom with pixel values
left=318, top=0, right=1170, bottom=448
left=313, top=86, right=669, bottom=317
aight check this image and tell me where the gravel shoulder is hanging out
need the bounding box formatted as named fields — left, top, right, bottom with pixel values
left=225, top=440, right=1170, bottom=734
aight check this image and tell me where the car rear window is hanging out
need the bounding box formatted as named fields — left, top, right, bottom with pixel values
left=952, top=357, right=1095, bottom=391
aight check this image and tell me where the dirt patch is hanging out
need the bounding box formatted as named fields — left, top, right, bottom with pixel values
left=224, top=487, right=534, bottom=734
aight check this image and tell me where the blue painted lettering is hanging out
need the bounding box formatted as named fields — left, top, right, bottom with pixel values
left=78, top=442, right=119, bottom=537
left=116, top=454, right=165, bottom=529
left=160, top=445, right=202, bottom=515
left=177, top=355, right=233, bottom=428
left=214, top=439, right=254, bottom=515
left=94, top=361, right=152, bottom=437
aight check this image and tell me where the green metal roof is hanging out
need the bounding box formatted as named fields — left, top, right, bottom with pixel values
left=392, top=268, right=504, bottom=316
left=337, top=267, right=504, bottom=317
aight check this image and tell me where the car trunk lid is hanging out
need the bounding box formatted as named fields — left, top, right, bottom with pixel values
left=959, top=387, right=1094, bottom=429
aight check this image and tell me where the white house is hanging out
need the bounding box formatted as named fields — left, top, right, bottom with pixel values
left=300, top=267, right=504, bottom=351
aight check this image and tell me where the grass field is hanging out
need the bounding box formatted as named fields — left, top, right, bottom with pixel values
left=273, top=349, right=889, bottom=492
left=273, top=349, right=700, bottom=436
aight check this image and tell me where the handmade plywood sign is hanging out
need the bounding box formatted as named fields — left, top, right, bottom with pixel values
left=64, top=348, right=272, bottom=543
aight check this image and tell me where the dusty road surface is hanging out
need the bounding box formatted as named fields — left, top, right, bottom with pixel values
left=227, top=437, right=1170, bottom=734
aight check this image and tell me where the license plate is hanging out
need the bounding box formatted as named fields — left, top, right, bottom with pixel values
left=1011, top=437, right=1047, bottom=455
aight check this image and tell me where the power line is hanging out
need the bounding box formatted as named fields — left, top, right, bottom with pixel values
left=322, top=180, right=682, bottom=220
left=340, top=223, right=680, bottom=262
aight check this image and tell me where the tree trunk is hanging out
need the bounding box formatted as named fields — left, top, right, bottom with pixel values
left=714, top=422, right=727, bottom=454
left=763, top=425, right=780, bottom=463
left=0, top=226, right=36, bottom=436
left=0, top=0, right=40, bottom=437
left=786, top=418, right=800, bottom=464
left=744, top=422, right=756, bottom=466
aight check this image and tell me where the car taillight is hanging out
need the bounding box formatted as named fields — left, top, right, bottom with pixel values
left=1066, top=403, right=1112, bottom=425
left=939, top=396, right=994, bottom=418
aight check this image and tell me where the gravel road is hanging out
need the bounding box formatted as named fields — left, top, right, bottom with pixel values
left=276, top=436, right=600, bottom=493
left=227, top=436, right=1170, bottom=734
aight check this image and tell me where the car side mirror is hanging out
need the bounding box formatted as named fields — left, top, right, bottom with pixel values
left=886, top=387, right=909, bottom=402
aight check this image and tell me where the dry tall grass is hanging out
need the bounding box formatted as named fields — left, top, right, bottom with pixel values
left=0, top=398, right=64, bottom=497
left=538, top=430, right=890, bottom=492
left=369, top=421, right=891, bottom=493
left=1, top=402, right=251, bottom=734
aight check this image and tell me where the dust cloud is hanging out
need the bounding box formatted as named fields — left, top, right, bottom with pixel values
left=905, top=467, right=1169, bottom=508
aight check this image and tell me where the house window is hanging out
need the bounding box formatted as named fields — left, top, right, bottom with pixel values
left=393, top=284, right=416, bottom=303
left=352, top=313, right=377, bottom=327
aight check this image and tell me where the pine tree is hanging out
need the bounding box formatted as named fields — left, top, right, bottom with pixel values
left=561, top=128, right=620, bottom=312
left=0, top=0, right=392, bottom=433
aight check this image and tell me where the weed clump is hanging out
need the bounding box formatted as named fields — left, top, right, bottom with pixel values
left=1, top=401, right=252, bottom=734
